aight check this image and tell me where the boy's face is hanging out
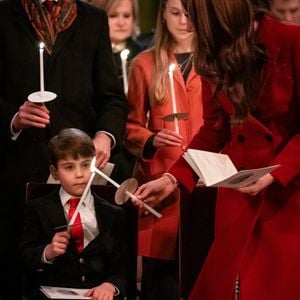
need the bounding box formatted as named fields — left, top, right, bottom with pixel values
left=50, top=155, right=93, bottom=197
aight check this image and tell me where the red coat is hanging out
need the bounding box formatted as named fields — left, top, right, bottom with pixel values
left=169, top=15, right=300, bottom=299
left=126, top=49, right=204, bottom=259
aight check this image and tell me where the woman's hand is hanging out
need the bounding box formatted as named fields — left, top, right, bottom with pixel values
left=133, top=175, right=178, bottom=208
left=238, top=173, right=274, bottom=196
left=153, top=129, right=183, bottom=148
left=85, top=282, right=116, bottom=300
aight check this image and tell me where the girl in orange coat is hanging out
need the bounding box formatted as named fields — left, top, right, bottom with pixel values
left=125, top=0, right=205, bottom=298
left=133, top=0, right=300, bottom=299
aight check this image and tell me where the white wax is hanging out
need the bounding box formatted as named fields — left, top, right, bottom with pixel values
left=120, top=49, right=130, bottom=95
left=168, top=64, right=179, bottom=134
left=39, top=42, right=45, bottom=97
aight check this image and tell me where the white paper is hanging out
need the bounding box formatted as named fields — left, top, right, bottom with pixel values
left=183, top=149, right=280, bottom=188
left=209, top=165, right=279, bottom=188
left=40, top=286, right=91, bottom=299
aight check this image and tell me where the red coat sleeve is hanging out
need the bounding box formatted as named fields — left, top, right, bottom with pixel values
left=168, top=79, right=230, bottom=192
left=271, top=27, right=300, bottom=186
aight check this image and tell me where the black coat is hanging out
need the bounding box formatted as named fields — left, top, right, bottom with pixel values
left=0, top=0, right=127, bottom=210
left=0, top=2, right=127, bottom=296
left=20, top=189, right=128, bottom=298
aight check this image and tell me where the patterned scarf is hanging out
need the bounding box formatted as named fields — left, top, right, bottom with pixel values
left=22, top=0, right=77, bottom=54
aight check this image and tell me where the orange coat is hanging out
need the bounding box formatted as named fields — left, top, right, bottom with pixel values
left=126, top=49, right=203, bottom=259
left=169, top=15, right=300, bottom=299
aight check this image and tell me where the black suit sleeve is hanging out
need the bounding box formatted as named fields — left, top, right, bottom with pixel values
left=92, top=10, right=128, bottom=148
left=19, top=200, right=52, bottom=272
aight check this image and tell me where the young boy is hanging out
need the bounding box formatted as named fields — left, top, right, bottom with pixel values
left=20, top=128, right=127, bottom=300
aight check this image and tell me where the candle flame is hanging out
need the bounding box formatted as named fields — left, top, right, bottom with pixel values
left=169, top=63, right=176, bottom=73
left=39, top=42, right=45, bottom=49
left=120, top=48, right=130, bottom=60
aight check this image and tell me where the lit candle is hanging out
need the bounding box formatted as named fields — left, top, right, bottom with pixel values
left=39, top=42, right=45, bottom=97
left=120, top=49, right=130, bottom=95
left=168, top=63, right=179, bottom=134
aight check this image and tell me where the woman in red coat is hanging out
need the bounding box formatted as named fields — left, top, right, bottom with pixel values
left=133, top=0, right=300, bottom=299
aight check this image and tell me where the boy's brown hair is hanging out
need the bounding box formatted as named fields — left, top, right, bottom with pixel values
left=48, top=128, right=95, bottom=167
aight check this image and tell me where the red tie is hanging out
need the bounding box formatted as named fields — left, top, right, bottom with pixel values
left=68, top=198, right=84, bottom=253
left=44, top=0, right=54, bottom=14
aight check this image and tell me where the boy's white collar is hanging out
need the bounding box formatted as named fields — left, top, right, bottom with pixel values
left=59, top=187, right=91, bottom=207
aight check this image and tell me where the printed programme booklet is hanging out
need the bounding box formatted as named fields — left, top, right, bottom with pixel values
left=183, top=149, right=280, bottom=188
left=40, top=286, right=91, bottom=299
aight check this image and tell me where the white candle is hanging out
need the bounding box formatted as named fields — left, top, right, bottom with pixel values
left=68, top=157, right=97, bottom=226
left=120, top=49, right=130, bottom=95
left=168, top=63, right=179, bottom=134
left=39, top=42, right=45, bottom=97
left=68, top=171, right=96, bottom=226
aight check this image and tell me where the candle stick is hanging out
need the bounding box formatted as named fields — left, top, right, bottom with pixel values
left=120, top=49, right=130, bottom=95
left=68, top=161, right=96, bottom=226
left=168, top=63, right=179, bottom=134
left=90, top=157, right=162, bottom=218
left=39, top=42, right=45, bottom=97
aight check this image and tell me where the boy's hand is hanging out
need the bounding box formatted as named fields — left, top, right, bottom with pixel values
left=85, top=282, right=116, bottom=300
left=45, top=231, right=70, bottom=260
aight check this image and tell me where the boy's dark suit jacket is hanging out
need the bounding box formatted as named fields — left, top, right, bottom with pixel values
left=20, top=188, right=128, bottom=298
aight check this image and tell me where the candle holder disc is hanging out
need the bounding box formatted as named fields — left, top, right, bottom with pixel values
left=28, top=91, right=57, bottom=103
left=115, top=178, right=138, bottom=205
left=163, top=112, right=189, bottom=122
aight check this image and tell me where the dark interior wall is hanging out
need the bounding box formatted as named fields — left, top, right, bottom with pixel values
left=138, top=0, right=160, bottom=33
